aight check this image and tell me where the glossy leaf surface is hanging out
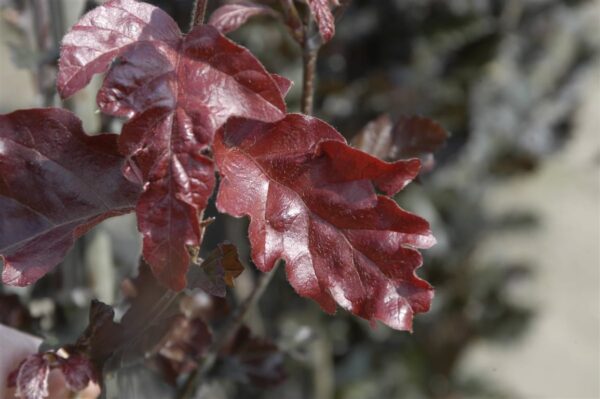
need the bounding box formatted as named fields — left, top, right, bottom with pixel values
left=58, top=0, right=287, bottom=290
left=214, top=114, right=435, bottom=330
left=208, top=1, right=277, bottom=34
left=0, top=109, right=139, bottom=286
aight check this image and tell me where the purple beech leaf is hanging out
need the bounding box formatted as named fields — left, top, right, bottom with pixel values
left=14, top=354, right=49, bottom=399
left=57, top=0, right=181, bottom=99
left=159, top=316, right=212, bottom=365
left=57, top=0, right=287, bottom=290
left=214, top=114, right=435, bottom=331
left=270, top=73, right=293, bottom=97
left=187, top=242, right=244, bottom=297
left=0, top=108, right=140, bottom=286
left=221, top=325, right=286, bottom=387
left=351, top=114, right=394, bottom=160
left=9, top=351, right=97, bottom=399
left=119, top=259, right=174, bottom=337
left=75, top=300, right=121, bottom=364
left=307, top=0, right=335, bottom=42
left=58, top=353, right=95, bottom=392
left=208, top=1, right=278, bottom=34
left=352, top=114, right=449, bottom=172
left=392, top=115, right=449, bottom=170
left=153, top=315, right=213, bottom=383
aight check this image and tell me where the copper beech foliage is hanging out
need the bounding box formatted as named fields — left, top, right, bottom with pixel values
left=215, top=115, right=435, bottom=330
left=7, top=350, right=96, bottom=399
left=57, top=0, right=290, bottom=289
left=0, top=109, right=139, bottom=286
left=352, top=114, right=449, bottom=172
left=0, top=0, right=445, bottom=335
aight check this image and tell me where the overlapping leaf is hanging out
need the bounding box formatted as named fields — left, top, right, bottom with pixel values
left=352, top=114, right=449, bottom=172
left=214, top=114, right=435, bottom=330
left=0, top=109, right=139, bottom=286
left=221, top=325, right=286, bottom=387
left=57, top=0, right=288, bottom=290
left=188, top=242, right=245, bottom=297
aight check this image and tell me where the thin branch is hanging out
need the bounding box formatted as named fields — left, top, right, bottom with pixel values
left=280, top=0, right=304, bottom=43
left=190, top=0, right=209, bottom=30
left=177, top=263, right=280, bottom=399
left=298, top=0, right=350, bottom=115
left=301, top=43, right=319, bottom=115
left=301, top=18, right=321, bottom=115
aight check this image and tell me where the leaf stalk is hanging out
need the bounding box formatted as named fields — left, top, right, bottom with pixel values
left=190, top=0, right=209, bottom=30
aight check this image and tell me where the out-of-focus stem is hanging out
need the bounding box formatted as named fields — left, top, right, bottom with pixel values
left=177, top=264, right=280, bottom=399
left=190, top=0, right=209, bottom=30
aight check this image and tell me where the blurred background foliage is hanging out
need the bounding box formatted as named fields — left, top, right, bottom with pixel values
left=0, top=0, right=598, bottom=398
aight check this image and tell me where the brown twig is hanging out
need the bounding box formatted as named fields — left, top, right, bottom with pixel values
left=298, top=0, right=350, bottom=115
left=301, top=41, right=319, bottom=115
left=190, top=0, right=209, bottom=30
left=300, top=16, right=321, bottom=115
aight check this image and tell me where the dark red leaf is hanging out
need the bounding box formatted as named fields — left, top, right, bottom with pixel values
left=58, top=0, right=287, bottom=290
left=214, top=114, right=435, bottom=330
left=188, top=261, right=226, bottom=297
left=14, top=354, right=50, bottom=399
left=351, top=114, right=394, bottom=160
left=58, top=353, right=95, bottom=392
left=159, top=317, right=212, bottom=363
left=0, top=109, right=140, bottom=286
left=101, top=265, right=184, bottom=367
left=352, top=114, right=449, bottom=172
left=188, top=243, right=244, bottom=297
left=393, top=115, right=449, bottom=169
left=75, top=300, right=121, bottom=363
left=10, top=351, right=98, bottom=399
left=270, top=73, right=293, bottom=97
left=57, top=0, right=181, bottom=99
left=307, top=0, right=335, bottom=42
left=208, top=1, right=278, bottom=34
left=118, top=260, right=175, bottom=339
left=154, top=314, right=212, bottom=382
left=221, top=325, right=286, bottom=387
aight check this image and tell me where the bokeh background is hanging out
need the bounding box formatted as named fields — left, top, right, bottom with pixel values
left=0, top=0, right=598, bottom=398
